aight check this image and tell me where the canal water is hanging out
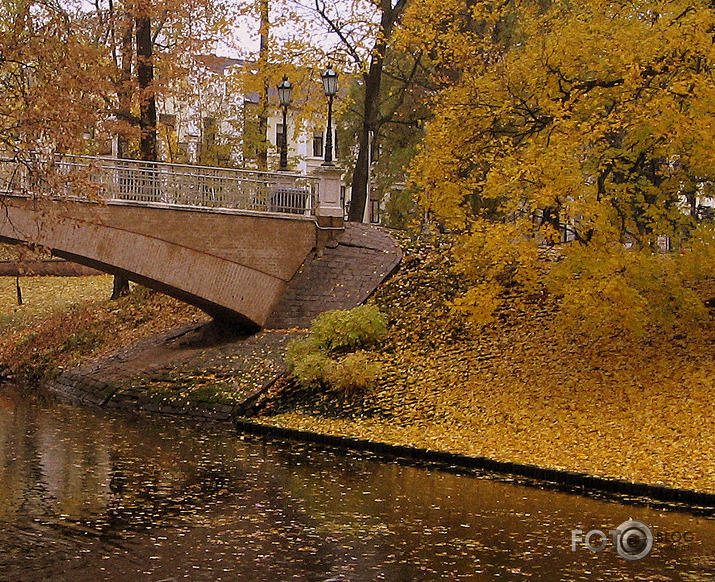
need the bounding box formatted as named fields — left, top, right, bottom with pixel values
left=0, top=385, right=712, bottom=581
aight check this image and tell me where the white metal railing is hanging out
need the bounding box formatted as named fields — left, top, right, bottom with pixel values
left=0, top=154, right=318, bottom=216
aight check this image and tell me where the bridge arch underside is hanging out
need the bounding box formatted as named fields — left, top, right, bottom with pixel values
left=0, top=196, right=319, bottom=329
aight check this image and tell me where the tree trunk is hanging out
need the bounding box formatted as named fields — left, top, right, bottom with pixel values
left=112, top=18, right=134, bottom=300
left=256, top=0, right=270, bottom=171
left=15, top=276, right=22, bottom=306
left=348, top=0, right=408, bottom=222
left=348, top=41, right=386, bottom=222
left=111, top=274, right=130, bottom=299
left=349, top=126, right=371, bottom=222
left=136, top=16, right=157, bottom=162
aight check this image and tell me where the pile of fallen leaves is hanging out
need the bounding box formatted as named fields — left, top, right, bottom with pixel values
left=0, top=243, right=52, bottom=262
left=128, top=330, right=294, bottom=410
left=0, top=281, right=205, bottom=383
left=260, top=232, right=715, bottom=494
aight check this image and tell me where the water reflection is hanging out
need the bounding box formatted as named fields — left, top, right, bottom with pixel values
left=0, top=385, right=713, bottom=581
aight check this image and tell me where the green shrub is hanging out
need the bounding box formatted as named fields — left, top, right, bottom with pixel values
left=309, top=305, right=387, bottom=353
left=289, top=351, right=332, bottom=389
left=285, top=305, right=387, bottom=394
left=285, top=335, right=315, bottom=368
left=325, top=351, right=381, bottom=394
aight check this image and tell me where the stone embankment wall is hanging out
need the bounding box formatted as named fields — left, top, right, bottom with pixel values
left=266, top=223, right=402, bottom=328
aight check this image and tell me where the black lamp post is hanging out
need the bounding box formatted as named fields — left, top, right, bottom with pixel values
left=277, top=75, right=293, bottom=171
left=321, top=65, right=338, bottom=166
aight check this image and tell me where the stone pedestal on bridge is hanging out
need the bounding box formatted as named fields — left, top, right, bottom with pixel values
left=315, top=165, right=344, bottom=221
left=314, top=164, right=345, bottom=247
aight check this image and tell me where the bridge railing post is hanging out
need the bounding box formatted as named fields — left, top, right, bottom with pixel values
left=314, top=165, right=344, bottom=230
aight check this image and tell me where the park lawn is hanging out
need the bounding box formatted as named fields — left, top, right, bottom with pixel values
left=0, top=275, right=114, bottom=333
left=0, top=278, right=204, bottom=380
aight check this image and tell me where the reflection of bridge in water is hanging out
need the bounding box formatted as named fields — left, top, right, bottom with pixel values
left=0, top=155, right=348, bottom=329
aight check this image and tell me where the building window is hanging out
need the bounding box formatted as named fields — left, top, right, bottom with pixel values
left=276, top=123, right=285, bottom=149
left=312, top=132, right=323, bottom=158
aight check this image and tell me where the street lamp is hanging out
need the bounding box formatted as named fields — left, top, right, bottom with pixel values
left=321, top=65, right=338, bottom=166
left=277, top=75, right=293, bottom=171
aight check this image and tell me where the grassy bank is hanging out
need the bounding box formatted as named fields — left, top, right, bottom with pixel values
left=257, top=234, right=715, bottom=495
left=0, top=275, right=114, bottom=332
left=0, top=277, right=205, bottom=382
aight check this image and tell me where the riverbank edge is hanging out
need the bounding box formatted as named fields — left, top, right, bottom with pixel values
left=40, top=369, right=715, bottom=515
left=232, top=419, right=715, bottom=516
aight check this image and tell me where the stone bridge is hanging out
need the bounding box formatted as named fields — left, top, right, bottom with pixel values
left=0, top=155, right=397, bottom=330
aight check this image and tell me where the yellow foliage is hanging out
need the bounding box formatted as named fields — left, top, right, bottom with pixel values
left=450, top=282, right=501, bottom=326
left=405, top=0, right=715, bottom=335
left=264, top=235, right=715, bottom=494
left=326, top=351, right=381, bottom=394
left=448, top=222, right=542, bottom=324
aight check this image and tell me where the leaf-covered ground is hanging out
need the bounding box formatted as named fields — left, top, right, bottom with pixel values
left=121, top=329, right=295, bottom=412
left=258, top=233, right=715, bottom=495
left=0, top=271, right=294, bottom=414
left=0, top=275, right=114, bottom=333
left=0, top=243, right=48, bottom=261
left=0, top=277, right=206, bottom=381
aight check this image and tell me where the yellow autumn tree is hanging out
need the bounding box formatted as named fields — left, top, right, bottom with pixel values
left=0, top=0, right=111, bottom=157
left=406, top=0, right=715, bottom=335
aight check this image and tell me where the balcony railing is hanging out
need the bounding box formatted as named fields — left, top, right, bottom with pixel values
left=0, top=154, right=318, bottom=216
